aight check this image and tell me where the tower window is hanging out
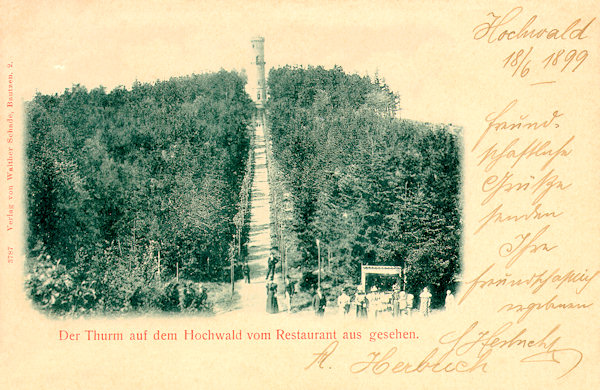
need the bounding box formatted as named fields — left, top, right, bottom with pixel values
left=257, top=92, right=261, bottom=100
left=256, top=56, right=259, bottom=63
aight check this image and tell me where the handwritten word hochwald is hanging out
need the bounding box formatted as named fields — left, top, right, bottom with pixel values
left=473, top=7, right=595, bottom=44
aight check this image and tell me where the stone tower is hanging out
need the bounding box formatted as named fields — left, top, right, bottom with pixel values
left=251, top=37, right=266, bottom=110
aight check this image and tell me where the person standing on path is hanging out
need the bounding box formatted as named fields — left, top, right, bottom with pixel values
left=266, top=281, right=279, bottom=314
left=445, top=290, right=455, bottom=310
left=265, top=253, right=278, bottom=280
left=337, top=290, right=351, bottom=316
left=406, top=293, right=414, bottom=316
left=243, top=263, right=251, bottom=283
left=419, top=287, right=432, bottom=317
left=398, top=291, right=407, bottom=317
left=285, top=276, right=295, bottom=312
left=312, top=288, right=326, bottom=317
left=355, top=291, right=368, bottom=318
left=197, top=283, right=208, bottom=309
left=391, top=281, right=401, bottom=317
left=367, top=286, right=379, bottom=318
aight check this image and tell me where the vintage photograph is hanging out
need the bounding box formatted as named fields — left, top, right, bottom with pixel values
left=3, top=1, right=599, bottom=389
left=24, top=36, right=462, bottom=319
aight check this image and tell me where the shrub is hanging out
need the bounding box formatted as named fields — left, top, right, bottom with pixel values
left=25, top=256, right=98, bottom=315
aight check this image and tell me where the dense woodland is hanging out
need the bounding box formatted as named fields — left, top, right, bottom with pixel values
left=25, top=65, right=461, bottom=314
left=25, top=71, right=254, bottom=314
left=267, top=66, right=461, bottom=307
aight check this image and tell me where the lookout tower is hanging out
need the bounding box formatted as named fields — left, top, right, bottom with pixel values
left=251, top=37, right=266, bottom=110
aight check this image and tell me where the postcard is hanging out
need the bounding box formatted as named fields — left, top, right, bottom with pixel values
left=1, top=1, right=598, bottom=389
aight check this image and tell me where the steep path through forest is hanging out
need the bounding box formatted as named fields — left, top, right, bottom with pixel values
left=231, top=120, right=279, bottom=314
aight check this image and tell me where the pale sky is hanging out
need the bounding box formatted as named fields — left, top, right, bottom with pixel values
left=4, top=1, right=480, bottom=124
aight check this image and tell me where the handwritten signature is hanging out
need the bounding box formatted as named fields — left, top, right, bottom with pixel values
left=436, top=320, right=582, bottom=378
left=306, top=321, right=583, bottom=378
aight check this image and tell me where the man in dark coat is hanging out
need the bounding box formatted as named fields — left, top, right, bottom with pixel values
left=312, top=288, right=326, bottom=317
left=285, top=276, right=295, bottom=311
left=265, top=254, right=278, bottom=280
left=243, top=263, right=251, bottom=283
left=197, top=283, right=207, bottom=308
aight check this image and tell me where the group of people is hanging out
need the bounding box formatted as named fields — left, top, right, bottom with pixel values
left=335, top=283, right=455, bottom=318
left=264, top=253, right=287, bottom=314
left=336, top=289, right=384, bottom=318
left=265, top=252, right=296, bottom=314
left=266, top=276, right=296, bottom=314
left=261, top=251, right=456, bottom=317
left=335, top=286, right=412, bottom=319
left=241, top=252, right=276, bottom=284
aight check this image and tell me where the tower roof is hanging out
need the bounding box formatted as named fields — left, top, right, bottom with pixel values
left=251, top=36, right=265, bottom=42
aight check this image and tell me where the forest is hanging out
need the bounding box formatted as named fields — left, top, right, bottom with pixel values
left=266, top=65, right=462, bottom=308
left=25, top=71, right=255, bottom=314
left=24, top=64, right=461, bottom=314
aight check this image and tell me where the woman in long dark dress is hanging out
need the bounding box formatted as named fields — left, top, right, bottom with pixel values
left=266, top=282, right=279, bottom=314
